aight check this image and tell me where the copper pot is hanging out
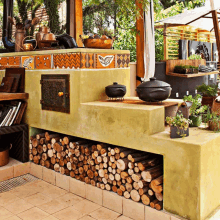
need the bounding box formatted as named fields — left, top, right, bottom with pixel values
left=0, top=148, right=9, bottom=167
left=23, top=43, right=34, bottom=51
left=42, top=33, right=56, bottom=41
left=36, top=26, right=51, bottom=48
left=15, top=29, right=26, bottom=52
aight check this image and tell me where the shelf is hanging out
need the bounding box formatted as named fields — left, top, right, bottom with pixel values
left=166, top=71, right=219, bottom=78
left=0, top=93, right=29, bottom=101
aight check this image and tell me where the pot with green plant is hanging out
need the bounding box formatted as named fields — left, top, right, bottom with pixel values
left=166, top=112, right=191, bottom=138
left=174, top=65, right=199, bottom=74
left=204, top=109, right=220, bottom=132
left=196, top=83, right=218, bottom=107
left=183, top=94, right=208, bottom=127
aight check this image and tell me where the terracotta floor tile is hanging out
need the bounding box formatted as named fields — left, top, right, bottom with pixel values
left=4, top=198, right=34, bottom=215
left=37, top=198, right=70, bottom=214
left=43, top=216, right=59, bottom=220
left=57, top=193, right=84, bottom=206
left=24, top=192, right=52, bottom=206
left=40, top=185, right=67, bottom=199
left=117, top=216, right=134, bottom=220
left=52, top=206, right=83, bottom=220
left=89, top=207, right=121, bottom=220
left=17, top=207, right=49, bottom=220
left=73, top=200, right=101, bottom=216
left=3, top=216, right=21, bottom=220
left=0, top=206, right=14, bottom=219
left=10, top=184, right=39, bottom=199
left=0, top=191, right=20, bottom=207
left=79, top=216, right=96, bottom=220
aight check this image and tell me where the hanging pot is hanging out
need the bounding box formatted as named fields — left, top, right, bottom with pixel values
left=136, top=77, right=172, bottom=102
left=105, top=82, right=126, bottom=98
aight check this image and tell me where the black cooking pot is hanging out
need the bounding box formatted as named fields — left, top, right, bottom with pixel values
left=105, top=82, right=126, bottom=98
left=136, top=77, right=172, bottom=102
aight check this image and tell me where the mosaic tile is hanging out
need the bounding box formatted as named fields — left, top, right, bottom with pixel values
left=96, top=54, right=115, bottom=68
left=35, top=55, right=51, bottom=69
left=0, top=57, right=20, bottom=70
left=81, top=53, right=95, bottom=68
left=8, top=57, right=20, bottom=67
left=117, top=54, right=130, bottom=68
left=53, top=53, right=80, bottom=69
left=21, top=56, right=34, bottom=70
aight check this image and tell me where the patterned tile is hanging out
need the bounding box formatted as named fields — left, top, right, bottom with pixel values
left=53, top=53, right=80, bottom=69
left=0, top=56, right=20, bottom=70
left=96, top=54, right=115, bottom=68
left=21, top=56, right=35, bottom=70
left=35, top=55, right=51, bottom=69
left=117, top=54, right=130, bottom=68
left=81, top=53, right=95, bottom=69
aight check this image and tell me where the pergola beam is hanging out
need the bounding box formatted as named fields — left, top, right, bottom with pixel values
left=67, top=0, right=83, bottom=47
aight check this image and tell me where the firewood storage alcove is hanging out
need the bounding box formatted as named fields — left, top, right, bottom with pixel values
left=30, top=129, right=164, bottom=211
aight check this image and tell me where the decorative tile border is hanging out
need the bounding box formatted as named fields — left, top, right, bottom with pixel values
left=0, top=53, right=130, bottom=70
left=35, top=55, right=51, bottom=69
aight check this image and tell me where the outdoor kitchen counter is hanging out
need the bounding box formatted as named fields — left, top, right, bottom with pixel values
left=79, top=100, right=220, bottom=220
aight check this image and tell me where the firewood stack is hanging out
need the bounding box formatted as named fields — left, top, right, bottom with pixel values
left=30, top=132, right=163, bottom=210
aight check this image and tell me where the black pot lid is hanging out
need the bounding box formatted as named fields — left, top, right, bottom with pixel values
left=106, top=82, right=126, bottom=89
left=137, top=77, right=170, bottom=88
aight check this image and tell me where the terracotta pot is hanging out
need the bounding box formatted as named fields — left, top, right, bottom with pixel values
left=170, top=126, right=189, bottom=138
left=209, top=121, right=220, bottom=131
left=201, top=96, right=217, bottom=107
left=0, top=148, right=9, bottom=167
left=36, top=26, right=51, bottom=49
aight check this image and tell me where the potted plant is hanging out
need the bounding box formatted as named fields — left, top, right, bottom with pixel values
left=174, top=65, right=199, bottom=74
left=183, top=94, right=208, bottom=127
left=166, top=112, right=192, bottom=138
left=204, top=109, right=220, bottom=132
left=187, top=54, right=202, bottom=60
left=196, top=83, right=218, bottom=107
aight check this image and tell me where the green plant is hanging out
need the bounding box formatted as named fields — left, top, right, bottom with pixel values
left=204, top=109, right=220, bottom=132
left=166, top=112, right=192, bottom=137
left=183, top=94, right=208, bottom=116
left=196, top=83, right=218, bottom=97
left=188, top=54, right=202, bottom=60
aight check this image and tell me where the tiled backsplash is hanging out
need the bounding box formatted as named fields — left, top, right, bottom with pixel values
left=0, top=53, right=130, bottom=70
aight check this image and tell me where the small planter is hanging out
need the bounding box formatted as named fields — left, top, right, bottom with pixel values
left=201, top=96, right=216, bottom=107
left=170, top=126, right=189, bottom=138
left=0, top=147, right=9, bottom=167
left=193, top=68, right=199, bottom=74
left=189, top=115, right=202, bottom=127
left=209, top=121, right=220, bottom=131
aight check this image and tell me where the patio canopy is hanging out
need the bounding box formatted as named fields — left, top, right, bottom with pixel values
left=156, top=0, right=220, bottom=32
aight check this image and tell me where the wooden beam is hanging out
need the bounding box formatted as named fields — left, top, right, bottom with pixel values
left=186, top=11, right=211, bottom=25
left=136, top=1, right=144, bottom=86
left=67, top=0, right=83, bottom=47
left=212, top=10, right=220, bottom=62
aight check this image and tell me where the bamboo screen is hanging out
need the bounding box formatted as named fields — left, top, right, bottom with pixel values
left=163, top=25, right=216, bottom=60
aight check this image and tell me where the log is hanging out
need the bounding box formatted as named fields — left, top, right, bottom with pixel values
left=29, top=154, right=33, bottom=161
left=134, top=167, right=139, bottom=173
left=127, top=152, right=149, bottom=161
left=105, top=184, right=111, bottom=191
left=130, top=155, right=150, bottom=163
left=36, top=133, right=45, bottom=139
left=97, top=143, right=108, bottom=151
left=120, top=150, right=136, bottom=158
left=67, top=162, right=72, bottom=170
left=70, top=171, right=75, bottom=178
left=141, top=194, right=156, bottom=205
left=128, top=169, right=134, bottom=176
left=124, top=191, right=130, bottom=199
left=40, top=138, right=46, bottom=145
left=151, top=176, right=163, bottom=193
left=138, top=180, right=149, bottom=189
left=54, top=163, right=60, bottom=172
left=109, top=173, right=115, bottom=181
left=45, top=133, right=59, bottom=142
left=33, top=156, right=39, bottom=164
left=133, top=182, right=140, bottom=190
left=115, top=173, right=121, bottom=181
left=51, top=137, right=60, bottom=144
left=117, top=188, right=123, bottom=196
left=43, top=144, right=47, bottom=152
left=60, top=167, right=65, bottom=174
left=51, top=156, right=56, bottom=165
left=32, top=147, right=38, bottom=156
left=126, top=176, right=133, bottom=184
left=40, top=159, right=44, bottom=166
left=32, top=138, right=39, bottom=148
left=125, top=183, right=133, bottom=192
left=155, top=201, right=163, bottom=210
left=117, top=159, right=129, bottom=171
left=44, top=160, right=50, bottom=168
left=42, top=153, right=47, bottom=161
left=98, top=169, right=105, bottom=178
left=121, top=171, right=129, bottom=179
left=139, top=187, right=149, bottom=196
left=148, top=189, right=154, bottom=196
left=114, top=147, right=125, bottom=154
left=150, top=199, right=159, bottom=209
left=132, top=173, right=141, bottom=182
left=128, top=162, right=134, bottom=169
left=53, top=142, right=63, bottom=153
left=120, top=184, right=126, bottom=192
left=63, top=136, right=77, bottom=145
left=155, top=192, right=163, bottom=201
left=141, top=165, right=163, bottom=182
left=130, top=190, right=140, bottom=202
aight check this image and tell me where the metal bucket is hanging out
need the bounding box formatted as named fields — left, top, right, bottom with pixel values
left=0, top=148, right=9, bottom=167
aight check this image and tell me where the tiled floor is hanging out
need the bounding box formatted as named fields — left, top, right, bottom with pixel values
left=0, top=179, right=133, bottom=220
